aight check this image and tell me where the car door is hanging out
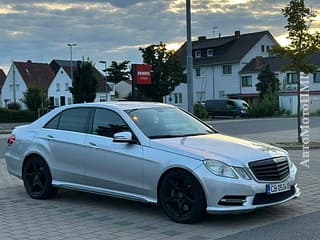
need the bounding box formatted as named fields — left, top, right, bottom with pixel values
left=84, top=108, right=144, bottom=196
left=37, top=107, right=91, bottom=185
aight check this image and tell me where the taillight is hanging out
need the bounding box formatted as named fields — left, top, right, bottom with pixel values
left=7, top=134, right=16, bottom=146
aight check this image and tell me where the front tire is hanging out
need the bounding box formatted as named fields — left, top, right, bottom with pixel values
left=23, top=156, right=58, bottom=199
left=159, top=170, right=206, bottom=223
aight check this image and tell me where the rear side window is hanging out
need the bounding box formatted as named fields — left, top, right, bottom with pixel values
left=91, top=109, right=130, bottom=138
left=45, top=114, right=60, bottom=129
left=58, top=108, right=90, bottom=133
left=45, top=108, right=90, bottom=133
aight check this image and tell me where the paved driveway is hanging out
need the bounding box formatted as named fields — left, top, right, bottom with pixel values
left=0, top=149, right=319, bottom=240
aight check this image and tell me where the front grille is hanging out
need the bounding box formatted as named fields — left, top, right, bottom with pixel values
left=249, top=157, right=289, bottom=181
left=253, top=186, right=295, bottom=205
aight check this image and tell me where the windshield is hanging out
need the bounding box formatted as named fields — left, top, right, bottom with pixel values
left=127, top=107, right=214, bottom=139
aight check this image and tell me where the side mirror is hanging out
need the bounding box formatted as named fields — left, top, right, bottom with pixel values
left=113, top=132, right=133, bottom=143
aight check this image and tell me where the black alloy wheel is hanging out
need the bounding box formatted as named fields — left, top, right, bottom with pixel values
left=159, top=170, right=206, bottom=223
left=23, top=156, right=57, bottom=199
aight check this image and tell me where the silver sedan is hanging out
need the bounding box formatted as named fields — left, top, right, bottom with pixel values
left=5, top=102, right=300, bottom=223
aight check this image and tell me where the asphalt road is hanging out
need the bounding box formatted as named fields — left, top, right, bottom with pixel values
left=209, top=116, right=320, bottom=135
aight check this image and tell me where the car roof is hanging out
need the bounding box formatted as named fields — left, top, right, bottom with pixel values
left=62, top=101, right=174, bottom=111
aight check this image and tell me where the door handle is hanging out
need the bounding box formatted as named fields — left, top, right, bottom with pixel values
left=46, top=135, right=54, bottom=141
left=89, top=142, right=99, bottom=149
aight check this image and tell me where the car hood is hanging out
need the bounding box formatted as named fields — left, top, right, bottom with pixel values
left=150, top=133, right=287, bottom=166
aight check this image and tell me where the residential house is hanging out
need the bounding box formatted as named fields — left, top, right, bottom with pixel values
left=165, top=30, right=278, bottom=109
left=50, top=59, right=113, bottom=103
left=0, top=69, right=6, bottom=107
left=2, top=61, right=54, bottom=109
left=240, top=55, right=320, bottom=114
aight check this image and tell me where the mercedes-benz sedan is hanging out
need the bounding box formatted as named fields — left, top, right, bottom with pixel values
left=5, top=102, right=300, bottom=223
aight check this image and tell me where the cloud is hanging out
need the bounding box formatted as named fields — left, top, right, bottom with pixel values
left=0, top=0, right=320, bottom=74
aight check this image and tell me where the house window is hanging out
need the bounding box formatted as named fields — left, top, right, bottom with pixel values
left=286, top=73, right=298, bottom=84
left=222, top=65, right=232, bottom=75
left=56, top=83, right=60, bottom=92
left=314, top=71, right=320, bottom=83
left=196, top=67, right=201, bottom=77
left=195, top=50, right=201, bottom=58
left=261, top=45, right=265, bottom=52
left=266, top=45, right=270, bottom=52
left=207, top=49, right=213, bottom=57
left=54, top=98, right=59, bottom=106
left=219, top=90, right=225, bottom=98
left=173, top=93, right=182, bottom=105
left=65, top=82, right=69, bottom=91
left=241, top=76, right=252, bottom=87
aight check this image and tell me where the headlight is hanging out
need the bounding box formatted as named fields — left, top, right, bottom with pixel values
left=203, top=160, right=237, bottom=179
left=240, top=109, right=247, bottom=114
left=287, top=155, right=294, bottom=168
left=233, top=167, right=252, bottom=180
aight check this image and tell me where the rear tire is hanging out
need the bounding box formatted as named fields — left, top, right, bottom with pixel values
left=23, top=156, right=58, bottom=199
left=159, top=170, right=206, bottom=223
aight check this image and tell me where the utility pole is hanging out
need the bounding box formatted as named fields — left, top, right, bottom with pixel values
left=99, top=61, right=109, bottom=101
left=12, top=61, right=16, bottom=103
left=67, top=43, right=77, bottom=82
left=186, top=0, right=194, bottom=112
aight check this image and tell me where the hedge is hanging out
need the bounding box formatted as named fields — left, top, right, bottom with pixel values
left=0, top=108, right=37, bottom=123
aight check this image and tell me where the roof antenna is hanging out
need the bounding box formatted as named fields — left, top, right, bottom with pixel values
left=212, top=26, right=217, bottom=38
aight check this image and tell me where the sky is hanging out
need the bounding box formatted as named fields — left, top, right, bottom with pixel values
left=1, top=0, right=320, bottom=74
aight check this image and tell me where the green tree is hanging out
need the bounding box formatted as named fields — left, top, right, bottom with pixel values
left=255, top=64, right=280, bottom=110
left=137, top=42, right=184, bottom=102
left=271, top=0, right=320, bottom=143
left=69, top=58, right=99, bottom=103
left=106, top=60, right=130, bottom=84
left=22, top=87, right=48, bottom=112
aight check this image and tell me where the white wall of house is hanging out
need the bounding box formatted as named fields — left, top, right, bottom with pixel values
left=1, top=64, right=28, bottom=109
left=115, top=81, right=131, bottom=98
left=241, top=34, right=276, bottom=66
left=48, top=67, right=72, bottom=107
left=163, top=83, right=188, bottom=109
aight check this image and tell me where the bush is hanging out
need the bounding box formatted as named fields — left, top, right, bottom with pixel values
left=248, top=95, right=278, bottom=118
left=193, top=102, right=208, bottom=119
left=7, top=102, right=21, bottom=110
left=0, top=108, right=37, bottom=123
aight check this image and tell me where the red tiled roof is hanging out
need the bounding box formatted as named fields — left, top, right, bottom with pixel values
left=0, top=69, right=6, bottom=90
left=14, top=61, right=54, bottom=91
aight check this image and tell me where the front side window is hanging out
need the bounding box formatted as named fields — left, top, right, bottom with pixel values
left=223, top=65, right=232, bottom=75
left=314, top=71, right=320, bottom=83
left=241, top=76, right=252, bottom=87
left=91, top=109, right=130, bottom=138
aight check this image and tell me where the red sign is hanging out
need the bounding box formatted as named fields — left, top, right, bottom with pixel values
left=134, top=64, right=152, bottom=85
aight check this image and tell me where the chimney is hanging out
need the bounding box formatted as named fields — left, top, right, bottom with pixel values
left=234, top=31, right=240, bottom=39
left=198, top=36, right=206, bottom=41
left=27, top=60, right=32, bottom=63
left=255, top=56, right=263, bottom=68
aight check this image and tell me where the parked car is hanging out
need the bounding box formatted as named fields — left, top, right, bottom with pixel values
left=5, top=102, right=300, bottom=223
left=204, top=99, right=249, bottom=118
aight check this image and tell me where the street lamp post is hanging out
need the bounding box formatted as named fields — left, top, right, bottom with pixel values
left=186, top=0, right=194, bottom=112
left=67, top=43, right=77, bottom=82
left=99, top=61, right=108, bottom=102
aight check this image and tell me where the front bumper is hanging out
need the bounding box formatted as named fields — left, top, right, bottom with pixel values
left=194, top=163, right=299, bottom=214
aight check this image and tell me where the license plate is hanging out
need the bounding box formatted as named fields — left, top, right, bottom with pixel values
left=266, top=182, right=291, bottom=195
